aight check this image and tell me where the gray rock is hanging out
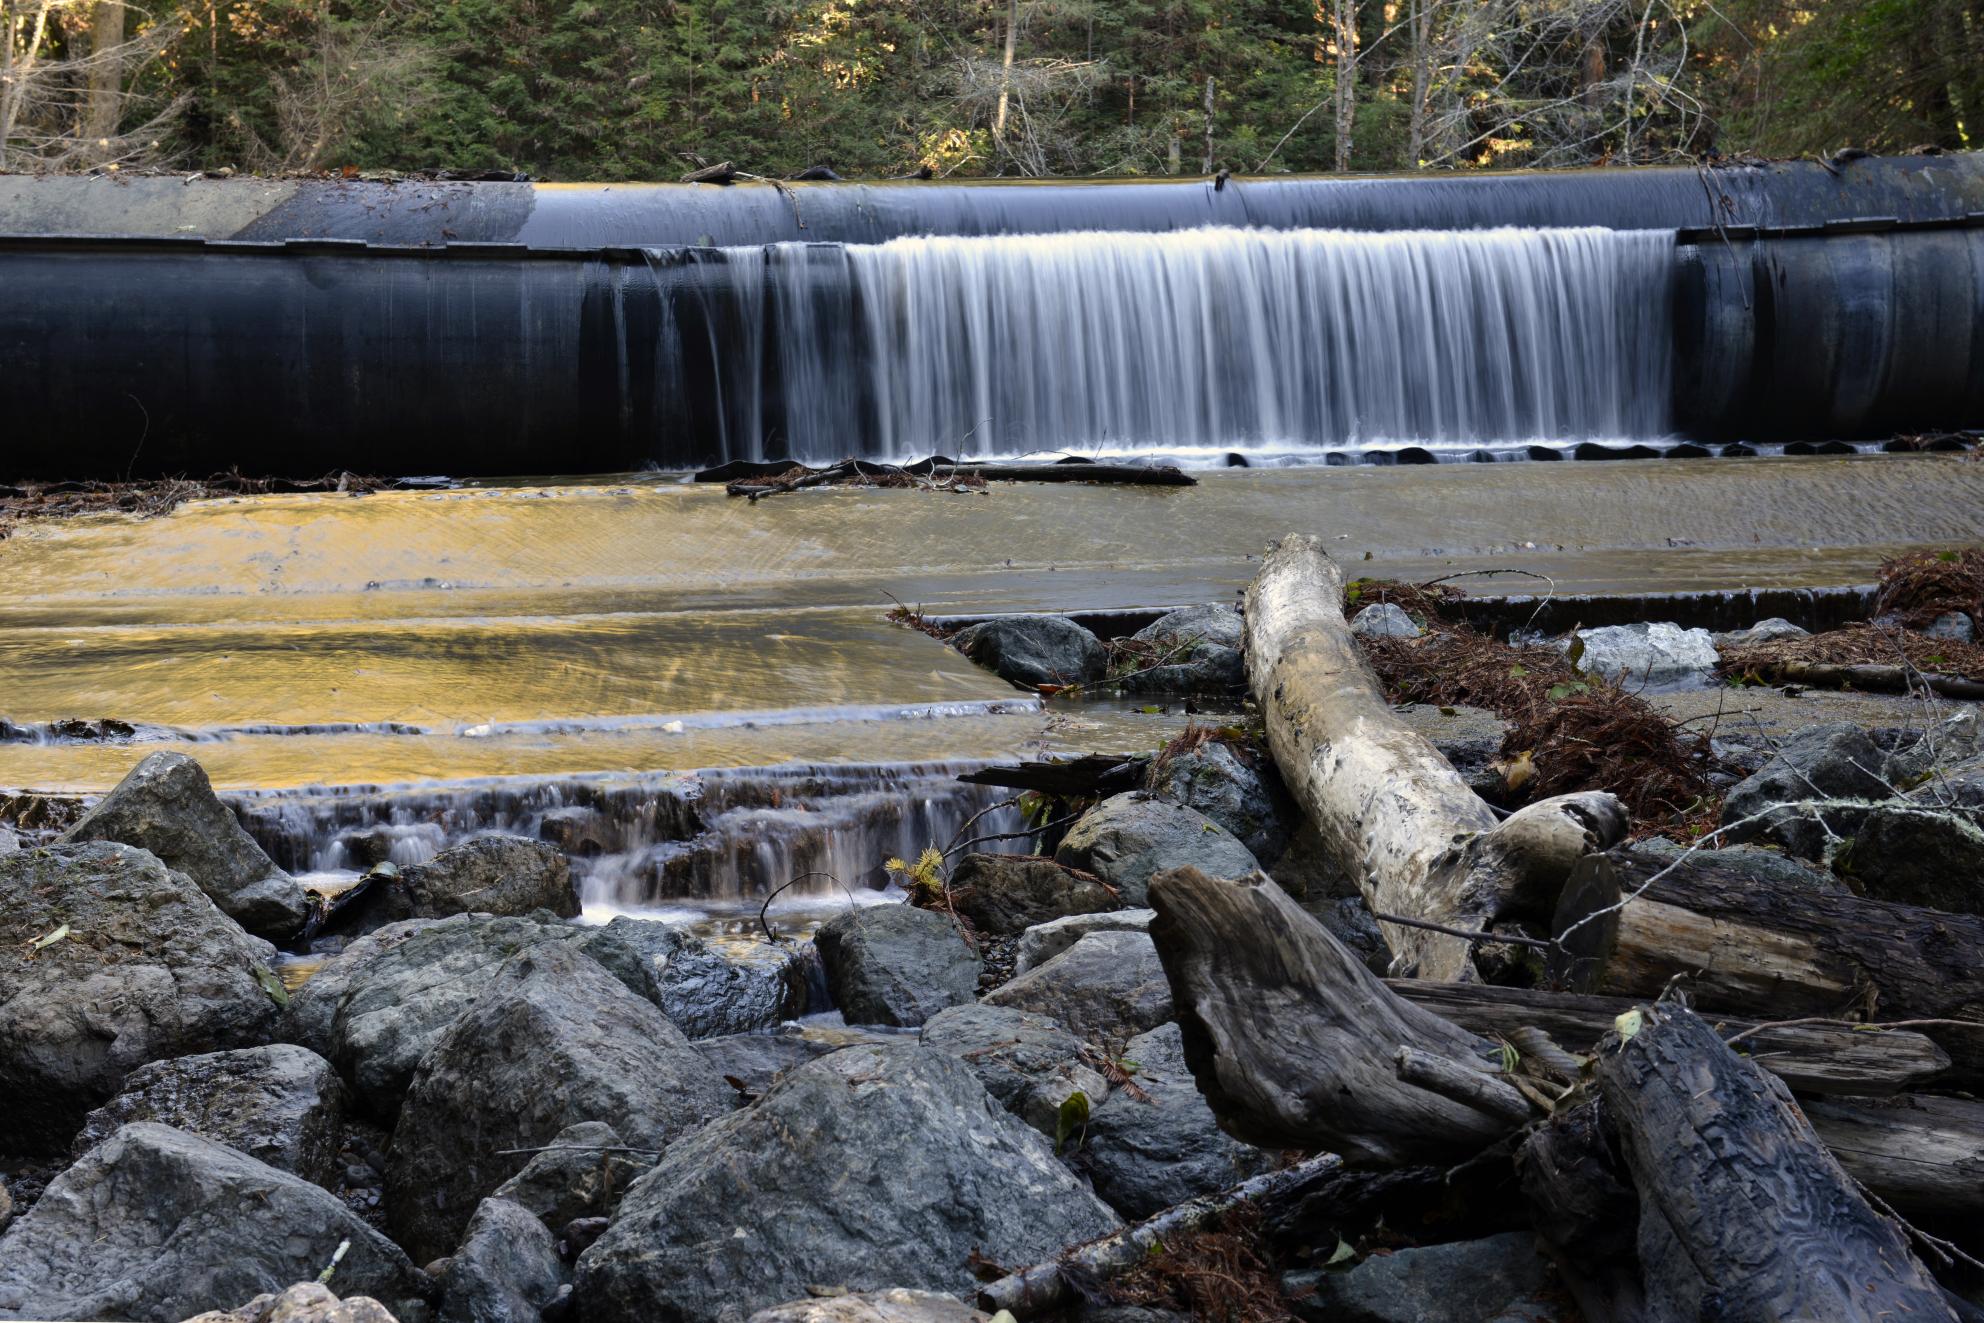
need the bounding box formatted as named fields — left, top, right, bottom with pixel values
left=1714, top=617, right=1810, bottom=648
left=1310, top=895, right=1394, bottom=974
left=1, top=841, right=282, bottom=1151
left=1844, top=756, right=1984, bottom=913
left=573, top=1043, right=1120, bottom=1323
left=284, top=914, right=651, bottom=1118
left=1014, top=909, right=1154, bottom=975
left=1720, top=722, right=1893, bottom=860
left=1923, top=612, right=1976, bottom=643
left=593, top=917, right=810, bottom=1038
left=1349, top=602, right=1424, bottom=639
left=1884, top=709, right=1982, bottom=785
left=330, top=836, right=579, bottom=935
left=814, top=903, right=981, bottom=1028
left=1143, top=741, right=1293, bottom=862
left=1284, top=1232, right=1559, bottom=1323
left=692, top=1029, right=843, bottom=1103
left=179, top=1282, right=402, bottom=1323
left=490, top=1122, right=653, bottom=1230
left=387, top=941, right=729, bottom=1262
left=1076, top=1022, right=1270, bottom=1218
left=61, top=751, right=307, bottom=940
left=746, top=1291, right=989, bottom=1323
left=0, top=1123, right=429, bottom=1323
left=1631, top=838, right=1846, bottom=894
left=951, top=615, right=1107, bottom=689
left=920, top=1004, right=1108, bottom=1137
left=0, top=827, right=17, bottom=857
left=1055, top=793, right=1259, bottom=906
left=71, top=1043, right=349, bottom=1188
left=982, top=931, right=1172, bottom=1047
left=439, top=1198, right=567, bottom=1323
left=1116, top=605, right=1246, bottom=695
left=949, top=853, right=1119, bottom=936
left=1565, top=621, right=1718, bottom=691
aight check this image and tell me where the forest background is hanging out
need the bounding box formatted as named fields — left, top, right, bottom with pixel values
left=1, top=0, right=1978, bottom=181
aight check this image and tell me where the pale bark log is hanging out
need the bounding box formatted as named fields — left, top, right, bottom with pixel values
left=1244, top=532, right=1625, bottom=980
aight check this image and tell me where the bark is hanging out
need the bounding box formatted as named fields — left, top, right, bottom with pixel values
left=1145, top=865, right=1537, bottom=1162
left=1245, top=533, right=1625, bottom=980
left=85, top=1, right=126, bottom=148
left=1554, top=848, right=1984, bottom=1075
left=1595, top=1004, right=1956, bottom=1321
left=1803, top=1094, right=1984, bottom=1218
left=1516, top=1103, right=1649, bottom=1323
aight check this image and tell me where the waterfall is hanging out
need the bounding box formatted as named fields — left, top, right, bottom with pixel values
left=674, top=224, right=1676, bottom=463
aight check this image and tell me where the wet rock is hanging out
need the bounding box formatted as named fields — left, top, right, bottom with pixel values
left=1014, top=909, right=1154, bottom=975
left=1564, top=621, right=1718, bottom=691
left=1923, top=612, right=1976, bottom=643
left=746, top=1291, right=990, bottom=1323
left=62, top=751, right=307, bottom=940
left=951, top=615, right=1107, bottom=689
left=1349, top=602, right=1424, bottom=639
left=1075, top=1022, right=1270, bottom=1218
left=1054, top=793, right=1259, bottom=906
left=334, top=826, right=398, bottom=871
left=919, top=1003, right=1108, bottom=1137
left=572, top=1043, right=1120, bottom=1323
left=71, top=1043, right=348, bottom=1188
left=1144, top=741, right=1294, bottom=863
left=329, top=836, right=579, bottom=936
left=1719, top=722, right=1892, bottom=860
left=387, top=941, right=729, bottom=1263
left=1283, top=1231, right=1560, bottom=1323
left=1, top=841, right=282, bottom=1152
left=593, top=916, right=810, bottom=1038
left=0, top=827, right=16, bottom=856
left=0, top=1123, right=429, bottom=1323
left=692, top=1028, right=847, bottom=1103
left=1843, top=755, right=1984, bottom=912
left=536, top=807, right=613, bottom=857
left=1115, top=605, right=1246, bottom=695
left=982, top=930, right=1172, bottom=1047
left=949, top=853, right=1119, bottom=936
left=490, top=1122, right=653, bottom=1231
left=814, top=903, right=981, bottom=1028
left=180, top=1282, right=402, bottom=1323
left=439, top=1198, right=567, bottom=1323
left=284, top=914, right=652, bottom=1118
left=1714, top=617, right=1810, bottom=648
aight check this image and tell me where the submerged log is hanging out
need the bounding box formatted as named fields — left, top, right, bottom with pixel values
left=1594, top=1004, right=1956, bottom=1321
left=1244, top=533, right=1626, bottom=979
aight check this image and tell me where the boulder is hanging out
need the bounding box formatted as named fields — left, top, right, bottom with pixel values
left=0, top=1123, right=429, bottom=1323
left=1713, top=617, right=1810, bottom=648
left=1564, top=622, right=1717, bottom=691
left=746, top=1291, right=989, bottom=1323
left=1, top=842, right=282, bottom=1151
left=1349, top=603, right=1424, bottom=639
left=981, top=931, right=1172, bottom=1047
left=1843, top=756, right=1984, bottom=912
left=693, top=1024, right=891, bottom=1103
left=919, top=1004, right=1108, bottom=1137
left=1923, top=612, right=1976, bottom=643
left=1014, top=909, right=1154, bottom=975
left=1283, top=1232, right=1560, bottom=1323
left=594, top=916, right=811, bottom=1038
left=61, top=752, right=306, bottom=940
left=490, top=1122, right=653, bottom=1230
left=1054, top=793, right=1259, bottom=906
left=1115, top=605, right=1246, bottom=695
left=438, top=1198, right=567, bottom=1323
left=387, top=941, right=729, bottom=1263
left=325, top=836, right=579, bottom=935
left=1074, top=1023, right=1270, bottom=1218
left=1631, top=838, right=1846, bottom=894
left=948, top=853, right=1119, bottom=936
left=951, top=615, right=1107, bottom=689
left=179, top=1283, right=402, bottom=1323
left=814, top=903, right=981, bottom=1028
left=1719, top=722, right=1893, bottom=860
left=71, top=1044, right=348, bottom=1188
left=1308, top=895, right=1393, bottom=975
left=573, top=1044, right=1120, bottom=1323
left=284, top=914, right=652, bottom=1118
left=1884, top=708, right=1982, bottom=784
left=1143, top=740, right=1293, bottom=862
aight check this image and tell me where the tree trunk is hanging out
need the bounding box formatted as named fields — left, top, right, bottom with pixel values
left=1201, top=74, right=1214, bottom=174
left=993, top=0, right=1019, bottom=160
left=85, top=1, right=125, bottom=149
left=1406, top=0, right=1435, bottom=165
left=1594, top=1005, right=1956, bottom=1321
left=1332, top=0, right=1356, bottom=171
left=1803, top=1093, right=1984, bottom=1217
left=1553, top=848, right=1984, bottom=1076
left=1245, top=533, right=1626, bottom=980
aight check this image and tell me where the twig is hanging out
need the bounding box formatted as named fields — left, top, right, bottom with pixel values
left=757, top=870, right=846, bottom=943
left=945, top=807, right=1085, bottom=857
left=1723, top=1016, right=1984, bottom=1047
left=1372, top=910, right=1554, bottom=951
left=495, top=1144, right=663, bottom=1157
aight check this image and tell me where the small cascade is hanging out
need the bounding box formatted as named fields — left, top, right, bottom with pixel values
left=229, top=761, right=1023, bottom=911
left=668, top=224, right=1676, bottom=462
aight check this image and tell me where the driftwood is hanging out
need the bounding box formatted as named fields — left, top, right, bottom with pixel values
left=1146, top=866, right=1539, bottom=1161
left=1803, top=1093, right=1984, bottom=1217
left=1244, top=533, right=1626, bottom=980
left=1554, top=848, right=1984, bottom=1075
left=1740, top=658, right=1984, bottom=701
left=1516, top=1103, right=1649, bottom=1323
left=712, top=457, right=1197, bottom=498
left=1392, top=979, right=1953, bottom=1096
left=1593, top=1005, right=1957, bottom=1321
left=679, top=160, right=736, bottom=183
left=957, top=753, right=1149, bottom=800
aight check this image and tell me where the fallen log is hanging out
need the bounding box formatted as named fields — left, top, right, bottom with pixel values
left=1594, top=1004, right=1957, bottom=1320
left=1737, top=658, right=1984, bottom=701
left=1553, top=847, right=1984, bottom=1075
left=1515, top=1103, right=1649, bottom=1323
left=679, top=160, right=736, bottom=183
left=710, top=457, right=1197, bottom=496
left=1803, top=1093, right=1984, bottom=1218
left=1244, top=533, right=1626, bottom=979
left=957, top=753, right=1149, bottom=800
left=1392, top=979, right=1952, bottom=1096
